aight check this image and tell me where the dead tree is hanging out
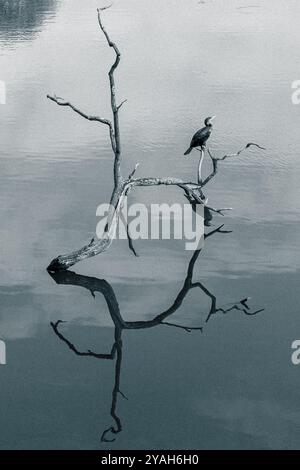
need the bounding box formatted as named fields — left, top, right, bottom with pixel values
left=46, top=5, right=264, bottom=273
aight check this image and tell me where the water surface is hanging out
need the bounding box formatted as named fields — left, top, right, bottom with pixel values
left=0, top=0, right=300, bottom=450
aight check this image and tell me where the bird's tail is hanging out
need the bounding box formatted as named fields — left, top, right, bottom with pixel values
left=184, top=147, right=192, bottom=156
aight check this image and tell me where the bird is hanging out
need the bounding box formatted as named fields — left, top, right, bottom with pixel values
left=184, top=116, right=216, bottom=155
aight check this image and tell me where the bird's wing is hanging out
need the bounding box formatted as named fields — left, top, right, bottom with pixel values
left=190, top=127, right=211, bottom=147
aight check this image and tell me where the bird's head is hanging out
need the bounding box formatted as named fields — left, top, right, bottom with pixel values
left=204, top=116, right=216, bottom=127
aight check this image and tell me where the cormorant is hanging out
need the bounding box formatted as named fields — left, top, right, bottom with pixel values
left=184, top=116, right=216, bottom=155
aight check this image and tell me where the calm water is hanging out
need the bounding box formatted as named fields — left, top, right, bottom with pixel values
left=0, top=0, right=300, bottom=450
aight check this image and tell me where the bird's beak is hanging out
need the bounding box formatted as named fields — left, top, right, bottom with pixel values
left=210, top=115, right=216, bottom=121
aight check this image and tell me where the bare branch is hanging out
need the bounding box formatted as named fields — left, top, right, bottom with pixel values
left=130, top=176, right=201, bottom=192
left=46, top=176, right=205, bottom=272
left=97, top=6, right=122, bottom=186
left=46, top=94, right=111, bottom=126
left=220, top=142, right=266, bottom=160
left=47, top=5, right=123, bottom=187
left=47, top=94, right=116, bottom=153
left=98, top=3, right=113, bottom=12
left=201, top=142, right=265, bottom=187
left=128, top=163, right=140, bottom=180
left=196, top=148, right=204, bottom=184
left=97, top=6, right=120, bottom=57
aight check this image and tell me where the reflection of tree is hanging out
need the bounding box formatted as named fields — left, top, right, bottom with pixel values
left=0, top=0, right=57, bottom=44
left=49, top=225, right=264, bottom=443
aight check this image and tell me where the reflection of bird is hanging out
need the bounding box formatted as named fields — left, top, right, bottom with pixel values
left=184, top=116, right=216, bottom=155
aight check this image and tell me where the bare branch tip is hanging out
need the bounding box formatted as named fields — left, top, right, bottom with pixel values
left=98, top=3, right=113, bottom=13
left=117, top=99, right=128, bottom=110
left=246, top=142, right=266, bottom=151
left=51, top=320, right=67, bottom=329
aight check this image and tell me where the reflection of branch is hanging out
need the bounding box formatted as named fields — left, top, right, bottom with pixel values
left=126, top=224, right=139, bottom=257
left=119, top=210, right=139, bottom=257
left=206, top=206, right=232, bottom=216
left=101, top=332, right=123, bottom=443
left=50, top=320, right=117, bottom=359
left=50, top=226, right=263, bottom=443
left=205, top=224, right=233, bottom=238
left=161, top=322, right=203, bottom=333
left=203, top=289, right=265, bottom=323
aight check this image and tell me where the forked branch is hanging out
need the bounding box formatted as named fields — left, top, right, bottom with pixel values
left=202, top=142, right=265, bottom=187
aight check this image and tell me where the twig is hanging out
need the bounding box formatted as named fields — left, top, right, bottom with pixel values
left=117, top=99, right=127, bottom=110
left=128, top=163, right=140, bottom=181
left=46, top=94, right=112, bottom=126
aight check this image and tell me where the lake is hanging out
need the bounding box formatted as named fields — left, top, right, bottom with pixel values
left=0, top=0, right=300, bottom=450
